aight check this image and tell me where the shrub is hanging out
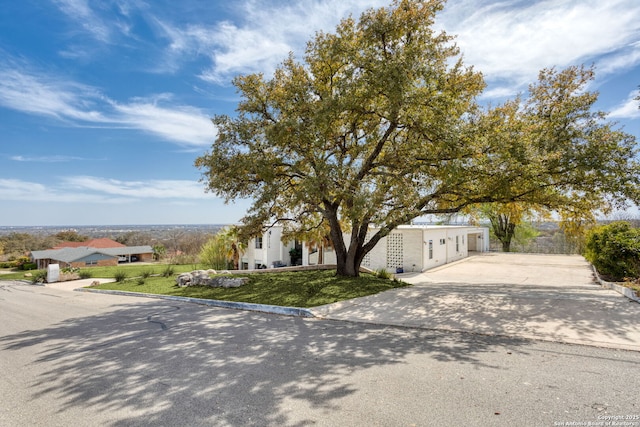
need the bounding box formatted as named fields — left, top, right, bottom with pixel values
left=0, top=261, right=18, bottom=268
left=21, top=263, right=37, bottom=271
left=137, top=278, right=145, bottom=285
left=375, top=268, right=392, bottom=279
left=114, top=270, right=128, bottom=282
left=31, top=270, right=47, bottom=284
left=584, top=221, right=640, bottom=281
left=141, top=269, right=153, bottom=279
left=78, top=270, right=93, bottom=279
left=161, top=265, right=175, bottom=277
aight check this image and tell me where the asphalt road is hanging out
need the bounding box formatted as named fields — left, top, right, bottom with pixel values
left=1, top=280, right=640, bottom=427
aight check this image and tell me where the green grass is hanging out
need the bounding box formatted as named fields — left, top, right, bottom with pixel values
left=92, top=269, right=409, bottom=308
left=0, top=263, right=201, bottom=281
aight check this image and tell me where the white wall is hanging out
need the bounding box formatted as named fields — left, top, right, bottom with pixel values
left=241, top=226, right=295, bottom=269
left=256, top=224, right=489, bottom=272
left=422, top=228, right=448, bottom=270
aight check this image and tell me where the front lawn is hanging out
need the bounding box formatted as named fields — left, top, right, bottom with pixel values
left=92, top=269, right=409, bottom=308
left=0, top=263, right=201, bottom=281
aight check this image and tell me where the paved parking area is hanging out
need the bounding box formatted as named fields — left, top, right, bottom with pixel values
left=312, top=253, right=640, bottom=351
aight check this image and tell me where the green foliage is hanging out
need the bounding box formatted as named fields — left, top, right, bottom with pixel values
left=114, top=270, right=128, bottom=282
left=171, top=254, right=198, bottom=265
left=92, top=269, right=410, bottom=308
left=0, top=263, right=199, bottom=281
left=78, top=270, right=93, bottom=279
left=199, top=235, right=230, bottom=270
left=289, top=247, right=302, bottom=265
left=0, top=261, right=18, bottom=268
left=31, top=270, right=47, bottom=284
left=137, top=278, right=145, bottom=285
left=21, top=262, right=37, bottom=271
left=195, top=0, right=639, bottom=277
left=162, top=265, right=175, bottom=277
left=15, top=256, right=31, bottom=268
left=141, top=269, right=153, bottom=279
left=584, top=222, right=640, bottom=281
left=152, top=244, right=166, bottom=260
left=54, top=230, right=88, bottom=242
left=375, top=268, right=392, bottom=279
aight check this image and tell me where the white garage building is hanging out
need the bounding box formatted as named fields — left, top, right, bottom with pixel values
left=304, top=225, right=490, bottom=273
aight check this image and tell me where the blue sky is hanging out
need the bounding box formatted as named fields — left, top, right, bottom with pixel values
left=1, top=0, right=639, bottom=226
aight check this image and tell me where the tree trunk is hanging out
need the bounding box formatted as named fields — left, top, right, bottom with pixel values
left=490, top=214, right=516, bottom=253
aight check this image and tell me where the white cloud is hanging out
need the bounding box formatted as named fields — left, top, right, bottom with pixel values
left=0, top=178, right=124, bottom=203
left=156, top=0, right=389, bottom=83
left=10, top=155, right=86, bottom=163
left=438, top=0, right=640, bottom=96
left=0, top=60, right=107, bottom=123
left=110, top=98, right=216, bottom=146
left=608, top=90, right=640, bottom=119
left=152, top=0, right=640, bottom=97
left=62, top=176, right=211, bottom=199
left=0, top=57, right=215, bottom=146
left=0, top=176, right=213, bottom=204
left=52, top=0, right=113, bottom=42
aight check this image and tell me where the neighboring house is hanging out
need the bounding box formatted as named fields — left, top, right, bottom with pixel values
left=30, top=245, right=154, bottom=269
left=52, top=238, right=125, bottom=249
left=241, top=224, right=489, bottom=272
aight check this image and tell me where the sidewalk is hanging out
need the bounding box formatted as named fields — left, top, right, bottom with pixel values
left=311, top=254, right=640, bottom=351
left=45, top=278, right=116, bottom=291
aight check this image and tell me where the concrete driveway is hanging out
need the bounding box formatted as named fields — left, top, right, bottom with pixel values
left=312, top=253, right=640, bottom=351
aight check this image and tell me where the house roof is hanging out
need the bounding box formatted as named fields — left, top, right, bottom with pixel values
left=31, top=245, right=153, bottom=263
left=52, top=238, right=125, bottom=249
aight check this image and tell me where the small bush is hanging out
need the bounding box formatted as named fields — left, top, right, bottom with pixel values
left=21, top=263, right=37, bottom=271
left=375, top=268, right=392, bottom=279
left=161, top=265, right=175, bottom=277
left=78, top=270, right=93, bottom=279
left=114, top=270, right=128, bottom=282
left=31, top=270, right=47, bottom=284
left=141, top=269, right=153, bottom=279
left=137, top=278, right=145, bottom=285
left=0, top=261, right=18, bottom=268
left=584, top=221, right=640, bottom=281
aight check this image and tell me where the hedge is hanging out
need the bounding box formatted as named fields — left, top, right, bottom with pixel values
left=584, top=221, right=640, bottom=281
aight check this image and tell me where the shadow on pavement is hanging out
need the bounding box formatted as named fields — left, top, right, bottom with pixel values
left=1, top=299, right=530, bottom=426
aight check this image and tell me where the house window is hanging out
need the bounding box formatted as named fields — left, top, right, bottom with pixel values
left=255, top=237, right=263, bottom=249
left=456, top=236, right=459, bottom=252
left=428, top=240, right=433, bottom=260
left=440, top=238, right=446, bottom=245
left=85, top=260, right=97, bottom=266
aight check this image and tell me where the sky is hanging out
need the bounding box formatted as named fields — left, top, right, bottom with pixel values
left=1, top=0, right=639, bottom=226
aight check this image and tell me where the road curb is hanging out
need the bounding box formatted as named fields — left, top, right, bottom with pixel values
left=590, top=265, right=640, bottom=303
left=76, top=287, right=316, bottom=317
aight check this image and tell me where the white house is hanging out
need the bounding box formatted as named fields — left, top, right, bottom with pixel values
left=240, top=226, right=301, bottom=269
left=328, top=224, right=490, bottom=273
left=242, top=224, right=489, bottom=272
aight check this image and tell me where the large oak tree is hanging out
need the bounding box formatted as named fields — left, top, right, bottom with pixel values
left=196, top=0, right=639, bottom=277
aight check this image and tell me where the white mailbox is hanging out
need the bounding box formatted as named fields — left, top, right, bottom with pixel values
left=47, top=264, right=60, bottom=283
